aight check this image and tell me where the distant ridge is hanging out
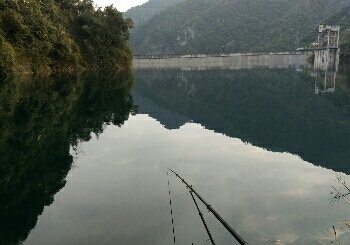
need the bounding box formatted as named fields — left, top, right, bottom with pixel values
left=130, top=0, right=350, bottom=55
left=327, top=5, right=350, bottom=62
left=124, top=0, right=185, bottom=28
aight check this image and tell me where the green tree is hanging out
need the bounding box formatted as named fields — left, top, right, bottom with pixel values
left=0, top=0, right=133, bottom=75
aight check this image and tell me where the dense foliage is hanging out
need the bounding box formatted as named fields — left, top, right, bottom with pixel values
left=130, top=0, right=350, bottom=55
left=0, top=0, right=133, bottom=76
left=0, top=71, right=135, bottom=244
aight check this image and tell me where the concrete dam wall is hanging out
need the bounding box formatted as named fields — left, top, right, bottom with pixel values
left=133, top=52, right=314, bottom=70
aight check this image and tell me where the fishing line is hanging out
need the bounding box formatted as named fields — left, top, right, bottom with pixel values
left=188, top=189, right=216, bottom=245
left=167, top=171, right=177, bottom=244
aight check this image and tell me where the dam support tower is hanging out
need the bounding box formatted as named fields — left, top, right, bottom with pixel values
left=313, top=25, right=340, bottom=94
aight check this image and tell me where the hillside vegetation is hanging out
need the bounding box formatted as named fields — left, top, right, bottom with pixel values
left=131, top=0, right=350, bottom=55
left=327, top=5, right=350, bottom=63
left=0, top=0, right=132, bottom=76
left=124, top=0, right=184, bottom=29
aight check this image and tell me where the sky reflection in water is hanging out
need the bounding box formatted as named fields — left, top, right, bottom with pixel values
left=26, top=120, right=350, bottom=244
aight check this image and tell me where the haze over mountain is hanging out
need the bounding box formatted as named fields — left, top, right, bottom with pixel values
left=130, top=0, right=350, bottom=55
left=124, top=0, right=185, bottom=28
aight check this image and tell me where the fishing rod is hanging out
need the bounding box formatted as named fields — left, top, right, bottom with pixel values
left=188, top=189, right=216, bottom=245
left=168, top=169, right=248, bottom=245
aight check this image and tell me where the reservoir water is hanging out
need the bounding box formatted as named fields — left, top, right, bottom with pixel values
left=1, top=67, right=349, bottom=244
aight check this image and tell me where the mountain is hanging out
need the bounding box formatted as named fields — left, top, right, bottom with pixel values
left=130, top=0, right=350, bottom=55
left=124, top=0, right=185, bottom=29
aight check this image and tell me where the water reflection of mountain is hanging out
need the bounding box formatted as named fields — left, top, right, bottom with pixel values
left=133, top=90, right=189, bottom=129
left=0, top=72, right=134, bottom=245
left=134, top=68, right=350, bottom=173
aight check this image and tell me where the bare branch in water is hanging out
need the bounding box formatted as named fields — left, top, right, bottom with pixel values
left=330, top=174, right=350, bottom=206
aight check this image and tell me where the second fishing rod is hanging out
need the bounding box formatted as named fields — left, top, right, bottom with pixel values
left=168, top=169, right=248, bottom=245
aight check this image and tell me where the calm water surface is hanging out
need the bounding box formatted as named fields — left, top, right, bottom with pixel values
left=1, top=68, right=350, bottom=244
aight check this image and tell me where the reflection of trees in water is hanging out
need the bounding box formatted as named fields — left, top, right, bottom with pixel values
left=313, top=174, right=350, bottom=244
left=134, top=68, right=350, bottom=244
left=134, top=68, right=350, bottom=173
left=331, top=174, right=350, bottom=205
left=315, top=221, right=350, bottom=244
left=0, top=72, right=135, bottom=244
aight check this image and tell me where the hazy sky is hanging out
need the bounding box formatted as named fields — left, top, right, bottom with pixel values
left=93, top=0, right=148, bottom=12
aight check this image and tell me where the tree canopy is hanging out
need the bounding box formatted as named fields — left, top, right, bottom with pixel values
left=0, top=0, right=133, bottom=76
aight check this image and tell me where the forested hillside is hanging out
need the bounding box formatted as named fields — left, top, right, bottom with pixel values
left=327, top=5, right=350, bottom=63
left=0, top=0, right=132, bottom=76
left=124, top=0, right=184, bottom=29
left=131, top=0, right=350, bottom=55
